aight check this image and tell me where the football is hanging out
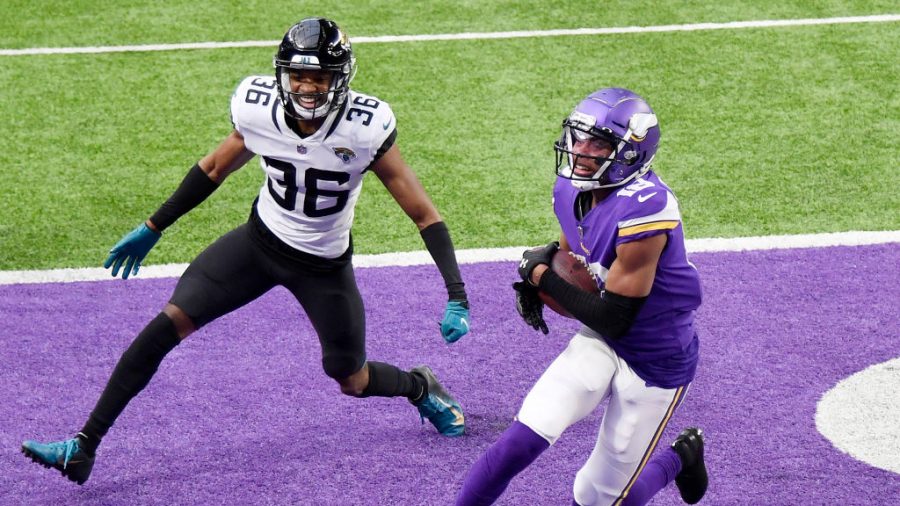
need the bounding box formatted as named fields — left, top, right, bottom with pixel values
left=538, top=250, right=599, bottom=318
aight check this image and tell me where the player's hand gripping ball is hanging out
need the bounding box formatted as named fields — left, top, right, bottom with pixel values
left=518, top=241, right=560, bottom=284
left=538, top=250, right=599, bottom=318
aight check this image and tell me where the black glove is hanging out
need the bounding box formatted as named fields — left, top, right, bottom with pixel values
left=518, top=241, right=560, bottom=285
left=513, top=281, right=549, bottom=335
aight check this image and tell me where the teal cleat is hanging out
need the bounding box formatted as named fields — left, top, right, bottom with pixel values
left=410, top=365, right=465, bottom=437
left=21, top=435, right=95, bottom=485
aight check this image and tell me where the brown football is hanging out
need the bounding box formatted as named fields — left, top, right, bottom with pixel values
left=538, top=250, right=599, bottom=318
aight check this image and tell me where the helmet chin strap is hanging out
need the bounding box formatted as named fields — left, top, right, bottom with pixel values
left=277, top=67, right=341, bottom=121
left=569, top=165, right=648, bottom=191
left=564, top=128, right=614, bottom=191
left=566, top=125, right=652, bottom=191
left=570, top=178, right=602, bottom=191
left=567, top=159, right=612, bottom=191
left=287, top=91, right=334, bottom=120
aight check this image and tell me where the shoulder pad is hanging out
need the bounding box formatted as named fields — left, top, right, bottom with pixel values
left=616, top=189, right=681, bottom=236
left=230, top=76, right=280, bottom=134
left=342, top=91, right=396, bottom=148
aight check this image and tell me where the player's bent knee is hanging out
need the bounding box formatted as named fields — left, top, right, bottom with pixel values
left=572, top=470, right=605, bottom=506
left=516, top=418, right=556, bottom=446
left=322, top=352, right=364, bottom=380
left=337, top=381, right=365, bottom=397
left=331, top=361, right=367, bottom=397
left=335, top=374, right=366, bottom=397
left=162, top=303, right=196, bottom=339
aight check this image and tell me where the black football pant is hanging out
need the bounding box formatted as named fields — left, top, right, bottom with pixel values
left=171, top=222, right=366, bottom=378
left=80, top=222, right=374, bottom=451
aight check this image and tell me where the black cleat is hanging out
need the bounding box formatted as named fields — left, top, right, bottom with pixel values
left=21, top=435, right=95, bottom=485
left=671, top=428, right=707, bottom=504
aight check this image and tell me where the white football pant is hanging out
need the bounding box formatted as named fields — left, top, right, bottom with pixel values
left=517, top=332, right=687, bottom=506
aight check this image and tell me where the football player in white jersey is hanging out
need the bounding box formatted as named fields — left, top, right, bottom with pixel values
left=22, top=18, right=469, bottom=486
left=456, top=89, right=707, bottom=505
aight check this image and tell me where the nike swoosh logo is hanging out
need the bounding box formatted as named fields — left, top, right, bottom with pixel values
left=383, top=120, right=392, bottom=130
left=62, top=458, right=85, bottom=469
left=460, top=318, right=469, bottom=330
left=637, top=192, right=658, bottom=203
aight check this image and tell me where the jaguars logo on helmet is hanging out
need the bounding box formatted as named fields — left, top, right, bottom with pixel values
left=274, top=18, right=357, bottom=121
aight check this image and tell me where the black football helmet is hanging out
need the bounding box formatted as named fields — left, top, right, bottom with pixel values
left=274, top=18, right=356, bottom=120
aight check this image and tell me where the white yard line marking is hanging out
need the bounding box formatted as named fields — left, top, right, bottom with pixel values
left=2, top=14, right=898, bottom=56
left=0, top=230, right=897, bottom=285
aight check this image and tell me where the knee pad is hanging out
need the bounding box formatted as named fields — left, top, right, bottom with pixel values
left=601, top=413, right=641, bottom=463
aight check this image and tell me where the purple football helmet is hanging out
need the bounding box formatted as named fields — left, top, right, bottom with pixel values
left=554, top=88, right=660, bottom=190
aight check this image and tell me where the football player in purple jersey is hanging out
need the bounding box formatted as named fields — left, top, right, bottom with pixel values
left=21, top=18, right=469, bottom=485
left=456, top=88, right=707, bottom=505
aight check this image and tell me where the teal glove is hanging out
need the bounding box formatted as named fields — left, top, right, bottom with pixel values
left=440, top=300, right=470, bottom=343
left=103, top=223, right=161, bottom=279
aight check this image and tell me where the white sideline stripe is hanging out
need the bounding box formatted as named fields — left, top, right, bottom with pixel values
left=0, top=230, right=897, bottom=286
left=2, top=14, right=898, bottom=56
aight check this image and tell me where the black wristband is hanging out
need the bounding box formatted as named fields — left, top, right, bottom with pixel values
left=539, top=270, right=647, bottom=339
left=420, top=221, right=467, bottom=300
left=149, top=163, right=220, bottom=231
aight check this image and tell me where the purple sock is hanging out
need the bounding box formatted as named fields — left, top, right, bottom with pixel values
left=455, top=421, right=550, bottom=506
left=620, top=447, right=683, bottom=506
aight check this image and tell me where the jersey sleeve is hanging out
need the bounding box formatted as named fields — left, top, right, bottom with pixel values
left=368, top=99, right=397, bottom=153
left=346, top=91, right=398, bottom=170
left=615, top=190, right=682, bottom=245
left=229, top=76, right=253, bottom=135
left=371, top=128, right=397, bottom=165
left=230, top=75, right=279, bottom=137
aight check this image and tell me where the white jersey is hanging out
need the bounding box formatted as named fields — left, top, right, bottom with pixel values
left=230, top=75, right=397, bottom=258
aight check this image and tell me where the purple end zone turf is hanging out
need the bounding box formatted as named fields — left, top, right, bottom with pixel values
left=1, top=244, right=898, bottom=505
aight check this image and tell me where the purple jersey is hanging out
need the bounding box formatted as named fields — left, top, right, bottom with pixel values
left=553, top=171, right=702, bottom=388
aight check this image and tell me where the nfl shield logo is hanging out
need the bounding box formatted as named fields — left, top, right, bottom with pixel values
left=297, top=145, right=307, bottom=154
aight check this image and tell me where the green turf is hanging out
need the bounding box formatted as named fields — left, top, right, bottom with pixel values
left=0, top=8, right=898, bottom=270
left=1, top=0, right=896, bottom=48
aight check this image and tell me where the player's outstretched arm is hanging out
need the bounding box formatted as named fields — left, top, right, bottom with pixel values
left=103, top=222, right=162, bottom=279
left=372, top=144, right=470, bottom=343
left=104, top=130, right=254, bottom=279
